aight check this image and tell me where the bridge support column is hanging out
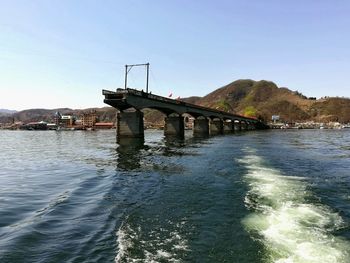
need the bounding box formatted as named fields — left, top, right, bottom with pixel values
left=164, top=116, right=184, bottom=138
left=210, top=119, right=223, bottom=135
left=248, top=123, right=255, bottom=130
left=234, top=122, right=241, bottom=131
left=193, top=118, right=209, bottom=137
left=117, top=110, right=144, bottom=140
left=241, top=122, right=247, bottom=131
left=223, top=121, right=234, bottom=133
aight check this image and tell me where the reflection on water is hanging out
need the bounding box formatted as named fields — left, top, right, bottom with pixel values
left=116, top=135, right=210, bottom=170
left=163, top=135, right=186, bottom=147
left=116, top=138, right=145, bottom=170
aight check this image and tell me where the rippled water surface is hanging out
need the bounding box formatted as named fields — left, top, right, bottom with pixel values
left=0, top=129, right=349, bottom=263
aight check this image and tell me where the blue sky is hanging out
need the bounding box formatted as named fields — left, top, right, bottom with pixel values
left=1, top=0, right=350, bottom=110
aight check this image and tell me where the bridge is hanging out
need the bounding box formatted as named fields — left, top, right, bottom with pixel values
left=103, top=88, right=267, bottom=139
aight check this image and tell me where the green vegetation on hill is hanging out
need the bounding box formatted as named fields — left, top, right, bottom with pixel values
left=310, top=98, right=350, bottom=123
left=195, top=79, right=350, bottom=123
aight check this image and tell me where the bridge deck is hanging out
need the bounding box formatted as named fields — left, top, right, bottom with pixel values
left=103, top=88, right=260, bottom=123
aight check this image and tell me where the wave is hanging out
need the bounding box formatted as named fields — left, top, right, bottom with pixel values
left=239, top=150, right=350, bottom=263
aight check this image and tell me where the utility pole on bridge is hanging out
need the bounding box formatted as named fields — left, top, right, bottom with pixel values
left=124, top=63, right=150, bottom=93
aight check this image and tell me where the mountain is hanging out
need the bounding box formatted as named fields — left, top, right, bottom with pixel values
left=193, top=79, right=350, bottom=123
left=1, top=79, right=349, bottom=125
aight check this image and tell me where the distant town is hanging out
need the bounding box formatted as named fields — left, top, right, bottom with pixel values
left=1, top=109, right=350, bottom=131
left=0, top=110, right=114, bottom=131
left=270, top=121, right=350, bottom=129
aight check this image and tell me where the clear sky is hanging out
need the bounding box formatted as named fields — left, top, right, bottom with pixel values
left=1, top=0, right=350, bottom=110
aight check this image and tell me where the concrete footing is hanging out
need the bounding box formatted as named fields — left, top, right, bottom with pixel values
left=248, top=124, right=256, bottom=130
left=164, top=116, right=185, bottom=138
left=116, top=110, right=144, bottom=140
left=223, top=121, right=234, bottom=133
left=234, top=122, right=241, bottom=131
left=193, top=118, right=209, bottom=137
left=240, top=122, right=247, bottom=130
left=210, top=119, right=223, bottom=135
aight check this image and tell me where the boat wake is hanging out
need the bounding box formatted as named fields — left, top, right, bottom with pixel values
left=115, top=219, right=189, bottom=263
left=239, top=149, right=350, bottom=263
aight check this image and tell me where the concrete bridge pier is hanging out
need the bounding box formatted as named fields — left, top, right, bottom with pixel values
left=234, top=121, right=241, bottom=131
left=116, top=109, right=144, bottom=140
left=164, top=115, right=185, bottom=138
left=240, top=121, right=247, bottom=131
left=193, top=117, right=209, bottom=137
left=210, top=119, right=224, bottom=135
left=223, top=121, right=234, bottom=133
left=246, top=122, right=251, bottom=130
left=248, top=123, right=256, bottom=130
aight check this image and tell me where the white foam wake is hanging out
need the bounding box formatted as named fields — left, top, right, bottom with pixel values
left=239, top=151, right=350, bottom=263
left=115, top=220, right=188, bottom=263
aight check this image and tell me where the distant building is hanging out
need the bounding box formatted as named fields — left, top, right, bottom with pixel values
left=54, top=111, right=76, bottom=127
left=81, top=111, right=97, bottom=128
left=60, top=115, right=75, bottom=127
left=75, top=119, right=82, bottom=126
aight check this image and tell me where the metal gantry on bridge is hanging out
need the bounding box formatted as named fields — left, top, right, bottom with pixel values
left=103, top=88, right=267, bottom=140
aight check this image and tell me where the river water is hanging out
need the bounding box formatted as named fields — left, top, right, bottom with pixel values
left=0, top=129, right=349, bottom=263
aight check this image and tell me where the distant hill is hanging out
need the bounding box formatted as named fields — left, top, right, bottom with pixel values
left=0, top=107, right=117, bottom=124
left=0, top=109, right=18, bottom=121
left=1, top=80, right=349, bottom=124
left=193, top=79, right=350, bottom=123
